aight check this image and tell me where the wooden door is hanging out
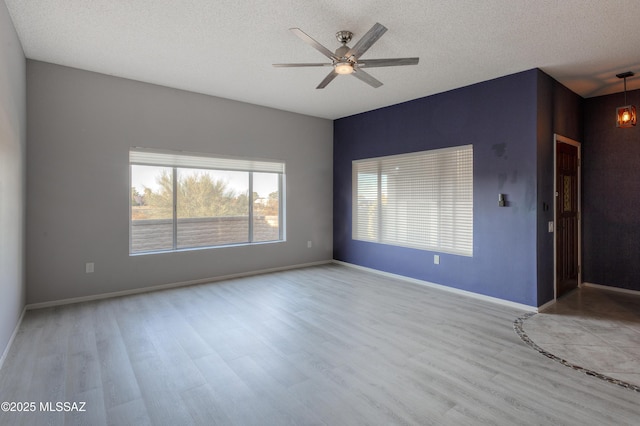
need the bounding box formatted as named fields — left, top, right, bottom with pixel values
left=556, top=142, right=579, bottom=297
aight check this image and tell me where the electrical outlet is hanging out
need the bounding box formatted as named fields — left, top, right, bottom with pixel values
left=85, top=262, right=94, bottom=274
left=434, top=255, right=440, bottom=265
left=307, top=241, right=312, bottom=248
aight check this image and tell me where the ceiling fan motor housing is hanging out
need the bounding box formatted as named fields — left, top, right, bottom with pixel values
left=336, top=31, right=353, bottom=44
left=335, top=45, right=352, bottom=62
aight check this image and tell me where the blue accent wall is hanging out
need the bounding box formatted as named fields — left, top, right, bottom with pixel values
left=334, top=69, right=583, bottom=307
left=334, top=70, right=541, bottom=306
left=536, top=71, right=583, bottom=305
left=583, top=88, right=640, bottom=291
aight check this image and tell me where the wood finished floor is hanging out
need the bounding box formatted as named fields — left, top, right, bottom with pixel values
left=1, top=264, right=639, bottom=425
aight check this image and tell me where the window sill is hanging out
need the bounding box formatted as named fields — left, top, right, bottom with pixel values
left=129, top=239, right=285, bottom=256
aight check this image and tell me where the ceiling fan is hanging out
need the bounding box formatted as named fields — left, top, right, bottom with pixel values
left=273, top=22, right=419, bottom=89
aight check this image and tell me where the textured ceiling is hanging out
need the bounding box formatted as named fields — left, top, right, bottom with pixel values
left=6, top=0, right=640, bottom=119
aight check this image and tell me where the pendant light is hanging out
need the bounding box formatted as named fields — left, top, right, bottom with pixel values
left=616, top=71, right=636, bottom=128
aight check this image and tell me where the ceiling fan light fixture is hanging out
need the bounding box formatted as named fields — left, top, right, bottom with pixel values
left=616, top=71, right=636, bottom=128
left=335, top=62, right=354, bottom=75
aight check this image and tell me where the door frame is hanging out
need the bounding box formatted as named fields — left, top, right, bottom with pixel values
left=553, top=134, right=582, bottom=300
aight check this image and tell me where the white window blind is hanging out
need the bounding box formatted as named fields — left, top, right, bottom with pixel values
left=130, top=148, right=285, bottom=174
left=353, top=145, right=473, bottom=256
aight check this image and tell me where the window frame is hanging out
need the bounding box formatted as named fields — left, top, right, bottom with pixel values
left=129, top=148, right=285, bottom=255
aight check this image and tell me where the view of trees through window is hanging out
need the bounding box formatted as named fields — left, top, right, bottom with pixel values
left=130, top=165, right=281, bottom=253
left=131, top=169, right=279, bottom=219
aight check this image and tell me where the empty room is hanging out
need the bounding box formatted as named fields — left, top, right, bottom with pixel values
left=1, top=1, right=640, bottom=425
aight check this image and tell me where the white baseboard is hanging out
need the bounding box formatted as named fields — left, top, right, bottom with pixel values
left=332, top=260, right=538, bottom=312
left=26, top=260, right=332, bottom=310
left=581, top=282, right=640, bottom=296
left=24, top=258, right=550, bottom=313
left=0, top=306, right=26, bottom=371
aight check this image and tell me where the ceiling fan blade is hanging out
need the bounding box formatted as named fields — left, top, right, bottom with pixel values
left=316, top=70, right=338, bottom=89
left=290, top=28, right=337, bottom=60
left=273, top=63, right=332, bottom=67
left=358, top=57, right=419, bottom=68
left=345, top=23, right=387, bottom=60
left=352, top=69, right=383, bottom=88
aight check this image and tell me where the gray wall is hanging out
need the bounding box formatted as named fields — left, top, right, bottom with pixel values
left=0, top=0, right=26, bottom=361
left=26, top=60, right=333, bottom=304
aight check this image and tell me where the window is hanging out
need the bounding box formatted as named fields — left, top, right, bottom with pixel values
left=130, top=148, right=285, bottom=254
left=353, top=145, right=473, bottom=256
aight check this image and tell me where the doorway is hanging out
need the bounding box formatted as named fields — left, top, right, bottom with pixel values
left=555, top=135, right=581, bottom=298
